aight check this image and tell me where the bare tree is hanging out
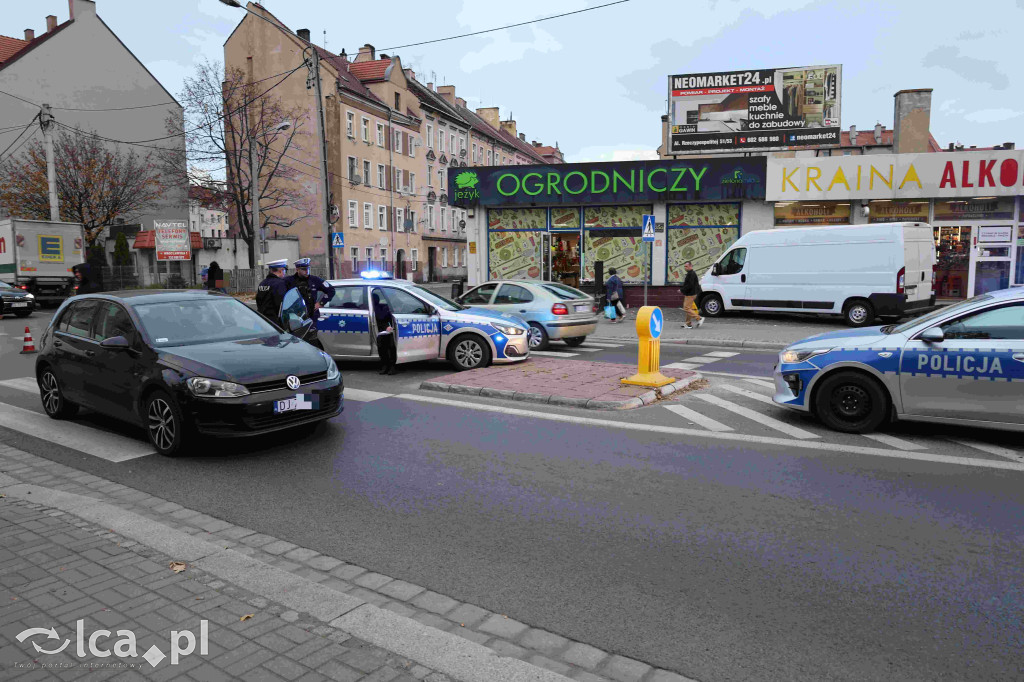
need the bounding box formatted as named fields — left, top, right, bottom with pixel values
left=169, top=59, right=313, bottom=268
left=0, top=128, right=165, bottom=246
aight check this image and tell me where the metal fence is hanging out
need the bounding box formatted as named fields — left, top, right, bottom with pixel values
left=99, top=266, right=141, bottom=290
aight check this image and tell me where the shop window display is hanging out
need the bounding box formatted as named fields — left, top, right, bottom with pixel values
left=582, top=205, right=652, bottom=284
left=666, top=203, right=740, bottom=280
left=487, top=208, right=546, bottom=281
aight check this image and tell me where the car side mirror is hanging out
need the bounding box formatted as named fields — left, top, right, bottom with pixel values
left=286, top=315, right=308, bottom=333
left=711, top=263, right=721, bottom=277
left=920, top=327, right=944, bottom=343
left=100, top=335, right=130, bottom=350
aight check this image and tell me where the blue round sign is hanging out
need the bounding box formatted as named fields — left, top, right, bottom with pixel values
left=649, top=307, right=663, bottom=340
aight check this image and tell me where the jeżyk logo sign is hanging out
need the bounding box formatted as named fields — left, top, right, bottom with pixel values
left=453, top=171, right=480, bottom=203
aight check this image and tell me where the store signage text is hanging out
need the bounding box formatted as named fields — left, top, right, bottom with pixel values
left=495, top=167, right=708, bottom=198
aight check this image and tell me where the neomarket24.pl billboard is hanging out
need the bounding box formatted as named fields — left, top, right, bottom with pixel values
left=669, top=65, right=841, bottom=153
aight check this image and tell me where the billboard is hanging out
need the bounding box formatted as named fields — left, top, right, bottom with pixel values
left=669, top=65, right=841, bottom=153
left=154, top=219, right=191, bottom=261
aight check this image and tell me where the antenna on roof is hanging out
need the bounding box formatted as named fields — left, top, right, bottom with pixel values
left=323, top=30, right=327, bottom=51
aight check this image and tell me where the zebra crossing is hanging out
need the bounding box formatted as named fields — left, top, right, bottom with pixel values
left=528, top=340, right=626, bottom=358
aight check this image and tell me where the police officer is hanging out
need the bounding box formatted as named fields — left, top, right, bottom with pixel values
left=256, top=259, right=292, bottom=324
left=284, top=257, right=335, bottom=351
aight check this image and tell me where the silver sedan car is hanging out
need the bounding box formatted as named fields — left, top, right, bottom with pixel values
left=458, top=280, right=599, bottom=351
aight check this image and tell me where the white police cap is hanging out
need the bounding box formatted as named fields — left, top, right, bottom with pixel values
left=293, top=257, right=311, bottom=268
left=267, top=259, right=289, bottom=269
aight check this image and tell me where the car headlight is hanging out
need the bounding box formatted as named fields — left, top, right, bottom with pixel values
left=781, top=348, right=833, bottom=364
left=186, top=377, right=250, bottom=398
left=322, top=352, right=340, bottom=381
left=491, top=322, right=525, bottom=336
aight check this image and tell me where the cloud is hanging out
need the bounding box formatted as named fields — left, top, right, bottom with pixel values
left=571, top=145, right=659, bottom=163
left=921, top=46, right=1009, bottom=90
left=458, top=26, right=562, bottom=73
left=964, top=108, right=1023, bottom=123
left=938, top=99, right=967, bottom=115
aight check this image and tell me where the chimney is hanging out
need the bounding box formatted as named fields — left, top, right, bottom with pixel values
left=500, top=119, right=517, bottom=139
left=404, top=68, right=415, bottom=80
left=848, top=124, right=856, bottom=146
left=873, top=123, right=883, bottom=144
left=355, top=44, right=375, bottom=62
left=24, top=29, right=34, bottom=40
left=69, top=0, right=96, bottom=20
left=46, top=15, right=57, bottom=32
left=455, top=97, right=466, bottom=108
left=1004, top=142, right=1016, bottom=150
left=948, top=143, right=955, bottom=151
left=297, top=28, right=310, bottom=42
left=475, top=107, right=500, bottom=130
left=519, top=133, right=525, bottom=141
left=437, top=85, right=456, bottom=105
left=893, top=88, right=933, bottom=154
left=380, top=53, right=389, bottom=60
left=427, top=82, right=433, bottom=91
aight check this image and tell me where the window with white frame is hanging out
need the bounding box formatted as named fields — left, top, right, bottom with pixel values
left=462, top=247, right=466, bottom=265
left=450, top=133, right=455, bottom=153
left=427, top=165, right=433, bottom=186
left=380, top=247, right=388, bottom=262
left=376, top=123, right=385, bottom=147
left=363, top=160, right=371, bottom=185
left=377, top=164, right=385, bottom=189
left=438, top=130, right=444, bottom=152
left=408, top=210, right=416, bottom=232
left=453, top=248, right=458, bottom=268
left=347, top=156, right=357, bottom=180
left=411, top=248, right=418, bottom=270
left=426, top=124, right=433, bottom=148
left=361, top=117, right=370, bottom=142
left=395, top=207, right=404, bottom=232
left=472, top=143, right=477, bottom=162
left=440, top=207, right=446, bottom=232
left=363, top=202, right=372, bottom=229
left=487, top=150, right=492, bottom=165
left=409, top=172, right=416, bottom=193
left=449, top=210, right=455, bottom=232
left=348, top=200, right=357, bottom=227
left=351, top=247, right=358, bottom=271
left=377, top=205, right=386, bottom=230
left=395, top=168, right=402, bottom=191
left=365, top=247, right=373, bottom=265
left=438, top=170, right=445, bottom=190
left=441, top=247, right=448, bottom=268
left=394, top=130, right=402, bottom=154
left=460, top=136, right=466, bottom=154
left=346, top=111, right=355, bottom=137
left=427, top=205, right=434, bottom=231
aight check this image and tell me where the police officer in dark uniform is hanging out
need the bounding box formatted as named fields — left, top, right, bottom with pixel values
left=284, top=257, right=335, bottom=351
left=256, top=259, right=292, bottom=324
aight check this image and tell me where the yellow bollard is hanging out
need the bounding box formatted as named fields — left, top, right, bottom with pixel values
left=621, top=306, right=674, bottom=387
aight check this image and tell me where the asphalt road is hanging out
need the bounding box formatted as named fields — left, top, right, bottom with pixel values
left=2, top=314, right=1023, bottom=681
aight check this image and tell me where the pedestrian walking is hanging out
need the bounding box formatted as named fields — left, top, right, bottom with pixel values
left=680, top=261, right=704, bottom=329
left=71, top=263, right=102, bottom=295
left=255, top=259, right=292, bottom=324
left=371, top=290, right=398, bottom=375
left=284, top=257, right=335, bottom=351
left=200, top=267, right=209, bottom=289
left=207, top=261, right=226, bottom=293
left=604, top=268, right=626, bottom=323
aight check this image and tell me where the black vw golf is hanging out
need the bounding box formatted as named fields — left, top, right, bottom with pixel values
left=35, top=289, right=343, bottom=455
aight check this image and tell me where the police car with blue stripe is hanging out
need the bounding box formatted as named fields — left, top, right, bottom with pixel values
left=315, top=272, right=530, bottom=370
left=774, top=287, right=1024, bottom=434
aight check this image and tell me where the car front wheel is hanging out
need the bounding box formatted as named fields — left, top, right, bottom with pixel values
left=39, top=368, right=79, bottom=419
left=700, top=294, right=724, bottom=317
left=144, top=390, right=189, bottom=456
left=447, top=335, right=492, bottom=371
left=813, top=370, right=888, bottom=433
left=527, top=323, right=549, bottom=351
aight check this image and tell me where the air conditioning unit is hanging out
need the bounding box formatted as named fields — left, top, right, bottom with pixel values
left=350, top=174, right=362, bottom=185
left=204, top=238, right=219, bottom=249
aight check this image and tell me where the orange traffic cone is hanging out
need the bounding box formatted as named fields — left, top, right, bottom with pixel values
left=20, top=326, right=36, bottom=354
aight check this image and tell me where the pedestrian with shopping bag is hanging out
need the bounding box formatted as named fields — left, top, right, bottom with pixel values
left=604, top=268, right=626, bottom=323
left=680, top=261, right=705, bottom=329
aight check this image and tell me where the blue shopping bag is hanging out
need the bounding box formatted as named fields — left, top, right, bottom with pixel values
left=604, top=305, right=617, bottom=320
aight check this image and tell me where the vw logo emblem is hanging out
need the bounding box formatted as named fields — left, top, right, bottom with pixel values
left=286, top=375, right=300, bottom=390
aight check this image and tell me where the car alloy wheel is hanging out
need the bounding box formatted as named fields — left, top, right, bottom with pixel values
left=39, top=369, right=78, bottom=419
left=147, top=396, right=178, bottom=454
left=455, top=338, right=484, bottom=369
left=527, top=322, right=549, bottom=350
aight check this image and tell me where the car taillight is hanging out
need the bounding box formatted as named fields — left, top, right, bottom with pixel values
left=897, top=267, right=906, bottom=295
left=18, top=285, right=27, bottom=290
left=552, top=303, right=568, bottom=316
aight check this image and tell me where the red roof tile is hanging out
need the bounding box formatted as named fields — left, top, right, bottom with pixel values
left=0, top=21, right=72, bottom=72
left=348, top=59, right=390, bottom=82
left=0, top=35, right=27, bottom=63
left=839, top=129, right=942, bottom=152
left=133, top=231, right=202, bottom=250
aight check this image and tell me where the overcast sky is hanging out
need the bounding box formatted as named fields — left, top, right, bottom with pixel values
left=7, top=0, right=1024, bottom=162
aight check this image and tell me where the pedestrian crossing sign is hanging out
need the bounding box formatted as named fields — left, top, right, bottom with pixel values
left=331, top=232, right=344, bottom=248
left=642, top=215, right=655, bottom=242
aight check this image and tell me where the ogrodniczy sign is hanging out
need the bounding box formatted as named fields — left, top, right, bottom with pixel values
left=448, top=158, right=766, bottom=208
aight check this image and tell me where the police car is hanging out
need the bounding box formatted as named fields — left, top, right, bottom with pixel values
left=317, top=272, right=531, bottom=370
left=773, top=287, right=1024, bottom=434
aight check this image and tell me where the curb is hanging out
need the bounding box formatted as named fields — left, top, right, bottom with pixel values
left=420, top=373, right=702, bottom=410
left=590, top=335, right=787, bottom=351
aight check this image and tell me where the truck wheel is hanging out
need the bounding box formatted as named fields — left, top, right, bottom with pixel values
left=813, top=371, right=889, bottom=433
left=700, top=294, right=724, bottom=317
left=843, top=299, right=874, bottom=327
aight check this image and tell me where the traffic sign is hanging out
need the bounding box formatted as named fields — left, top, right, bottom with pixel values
left=621, top=306, right=673, bottom=388
left=642, top=214, right=656, bottom=242
left=331, top=232, right=344, bottom=248
left=649, top=307, right=663, bottom=340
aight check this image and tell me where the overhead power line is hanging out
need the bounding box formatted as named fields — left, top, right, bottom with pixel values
left=0, top=114, right=40, bottom=163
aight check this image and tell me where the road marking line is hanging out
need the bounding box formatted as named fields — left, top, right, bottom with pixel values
left=707, top=351, right=740, bottom=358
left=579, top=342, right=622, bottom=349
left=0, top=378, right=38, bottom=394
left=663, top=404, right=734, bottom=432
left=697, top=369, right=776, bottom=380
left=663, top=362, right=704, bottom=371
left=394, top=393, right=1024, bottom=473
left=720, top=384, right=776, bottom=405
left=0, top=402, right=153, bottom=462
left=564, top=347, right=602, bottom=352
left=946, top=438, right=1024, bottom=463
left=861, top=433, right=929, bottom=451
left=695, top=393, right=820, bottom=440
left=684, top=355, right=723, bottom=363
left=741, top=378, right=776, bottom=391
left=345, top=388, right=393, bottom=402
left=530, top=350, right=579, bottom=358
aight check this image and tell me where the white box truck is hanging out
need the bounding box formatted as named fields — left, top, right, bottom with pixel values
left=0, top=218, right=86, bottom=305
left=697, top=222, right=937, bottom=327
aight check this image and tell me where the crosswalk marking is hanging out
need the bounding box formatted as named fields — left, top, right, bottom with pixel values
left=707, top=351, right=739, bottom=358
left=579, top=342, right=622, bottom=349
left=663, top=362, right=704, bottom=371
left=720, top=384, right=775, bottom=405
left=741, top=378, right=776, bottom=391
left=0, top=377, right=39, bottom=394
left=695, top=393, right=820, bottom=440
left=664, top=404, right=734, bottom=432
left=862, top=433, right=929, bottom=451
left=344, top=388, right=393, bottom=402
left=946, top=438, right=1024, bottom=463
left=0, top=402, right=153, bottom=462
left=530, top=350, right=579, bottom=358
left=564, top=347, right=602, bottom=353
left=686, top=355, right=726, bottom=363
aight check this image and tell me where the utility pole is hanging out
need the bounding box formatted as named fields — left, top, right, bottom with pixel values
left=39, top=104, right=59, bottom=221
left=303, top=46, right=335, bottom=279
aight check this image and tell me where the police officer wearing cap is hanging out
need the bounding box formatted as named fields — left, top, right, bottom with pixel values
left=256, top=259, right=293, bottom=324
left=284, top=257, right=335, bottom=351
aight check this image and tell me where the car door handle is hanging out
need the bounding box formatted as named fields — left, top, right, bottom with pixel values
left=53, top=339, right=63, bottom=347
left=741, top=274, right=746, bottom=283
left=84, top=350, right=95, bottom=358
left=519, top=309, right=527, bottom=313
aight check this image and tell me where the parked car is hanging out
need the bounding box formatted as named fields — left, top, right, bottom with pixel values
left=458, top=280, right=599, bottom=351
left=1, top=280, right=36, bottom=317
left=699, top=222, right=937, bottom=327
left=317, top=273, right=531, bottom=371
left=773, top=287, right=1024, bottom=434
left=36, top=289, right=342, bottom=456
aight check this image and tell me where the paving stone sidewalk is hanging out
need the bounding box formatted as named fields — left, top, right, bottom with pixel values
left=420, top=358, right=699, bottom=410
left=0, top=442, right=699, bottom=682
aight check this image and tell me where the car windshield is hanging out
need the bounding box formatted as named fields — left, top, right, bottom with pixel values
left=888, top=295, right=995, bottom=334
left=134, top=298, right=280, bottom=346
left=540, top=283, right=589, bottom=300
left=405, top=285, right=464, bottom=312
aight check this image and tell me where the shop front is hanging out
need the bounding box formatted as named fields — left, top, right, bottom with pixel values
left=767, top=151, right=1024, bottom=300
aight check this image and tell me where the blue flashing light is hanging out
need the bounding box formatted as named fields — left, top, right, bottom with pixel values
left=359, top=270, right=393, bottom=280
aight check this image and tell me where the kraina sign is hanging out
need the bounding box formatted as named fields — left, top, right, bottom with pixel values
left=154, top=219, right=191, bottom=261
left=448, top=158, right=766, bottom=208
left=767, top=150, right=1024, bottom=200
left=669, top=65, right=841, bottom=153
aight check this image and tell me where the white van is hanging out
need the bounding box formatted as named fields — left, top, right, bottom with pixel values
left=697, top=222, right=937, bottom=327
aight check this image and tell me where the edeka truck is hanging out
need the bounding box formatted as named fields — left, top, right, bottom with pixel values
left=0, top=218, right=85, bottom=304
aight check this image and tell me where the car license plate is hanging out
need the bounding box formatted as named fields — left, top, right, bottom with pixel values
left=274, top=395, right=313, bottom=413
left=11, top=302, right=28, bottom=308
left=574, top=304, right=589, bottom=313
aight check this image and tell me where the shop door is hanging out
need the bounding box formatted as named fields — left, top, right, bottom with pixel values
left=970, top=226, right=1013, bottom=296
left=934, top=226, right=972, bottom=299
left=542, top=233, right=551, bottom=281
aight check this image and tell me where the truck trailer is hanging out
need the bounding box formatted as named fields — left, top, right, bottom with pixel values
left=0, top=218, right=86, bottom=305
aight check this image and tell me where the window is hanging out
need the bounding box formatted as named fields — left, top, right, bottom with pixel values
left=441, top=247, right=448, bottom=268
left=380, top=247, right=388, bottom=261
left=378, top=206, right=387, bottom=230
left=427, top=165, right=434, bottom=186
left=450, top=133, right=455, bottom=153
left=409, top=173, right=416, bottom=193
left=427, top=124, right=433, bottom=148
left=719, top=248, right=747, bottom=275
left=453, top=248, right=459, bottom=268
left=459, top=136, right=466, bottom=154
left=363, top=202, right=372, bottom=229
left=449, top=210, right=455, bottom=232
left=395, top=168, right=402, bottom=191
left=92, top=302, right=138, bottom=345
left=377, top=164, right=385, bottom=189
left=427, top=205, right=435, bottom=230
left=350, top=247, right=359, bottom=271
left=330, top=285, right=367, bottom=310
left=438, top=170, right=445, bottom=190
left=438, top=130, right=444, bottom=153
left=348, top=200, right=358, bottom=227
left=394, top=130, right=402, bottom=155
left=376, top=123, right=385, bottom=147
left=395, top=207, right=404, bottom=232
left=363, top=160, right=371, bottom=185
left=487, top=150, right=493, bottom=165
left=408, top=137, right=415, bottom=158
left=394, top=93, right=400, bottom=110
left=440, top=208, right=446, bottom=232
left=472, top=143, right=477, bottom=162
left=941, top=304, right=1024, bottom=340
left=346, top=111, right=355, bottom=137
left=411, top=248, right=418, bottom=271
left=462, top=247, right=466, bottom=265
left=365, top=247, right=373, bottom=265
left=347, top=156, right=358, bottom=180
left=461, top=283, right=497, bottom=305
left=379, top=287, right=431, bottom=315
left=191, top=220, right=196, bottom=229
left=63, top=301, right=99, bottom=337
left=361, top=117, right=370, bottom=142
left=408, top=210, right=416, bottom=233
left=495, top=284, right=534, bottom=304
